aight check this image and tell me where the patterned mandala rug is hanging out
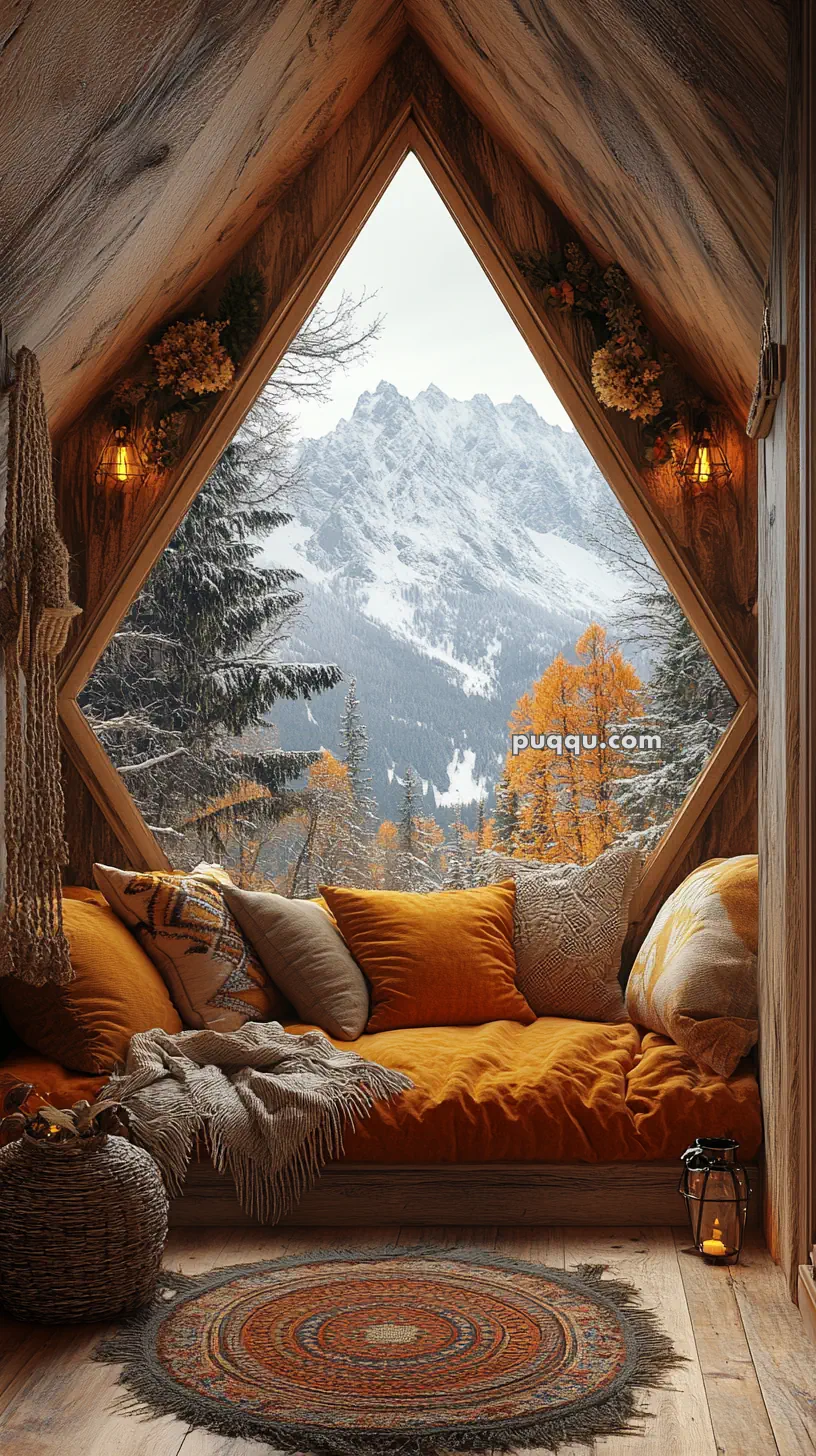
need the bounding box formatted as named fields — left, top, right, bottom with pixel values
left=94, top=1246, right=682, bottom=1455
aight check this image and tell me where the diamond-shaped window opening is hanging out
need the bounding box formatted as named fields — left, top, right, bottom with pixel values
left=75, top=139, right=750, bottom=916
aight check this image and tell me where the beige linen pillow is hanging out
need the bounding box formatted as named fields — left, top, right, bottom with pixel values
left=474, top=844, right=641, bottom=1022
left=93, top=864, right=287, bottom=1032
left=223, top=886, right=370, bottom=1040
left=625, top=855, right=758, bottom=1076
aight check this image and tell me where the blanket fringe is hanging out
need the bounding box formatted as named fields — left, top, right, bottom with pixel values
left=104, top=1024, right=412, bottom=1223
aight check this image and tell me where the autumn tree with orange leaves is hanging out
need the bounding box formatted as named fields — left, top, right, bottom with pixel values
left=504, top=622, right=644, bottom=864
left=290, top=750, right=357, bottom=895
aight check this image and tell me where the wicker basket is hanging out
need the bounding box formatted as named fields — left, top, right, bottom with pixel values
left=0, top=1132, right=168, bottom=1323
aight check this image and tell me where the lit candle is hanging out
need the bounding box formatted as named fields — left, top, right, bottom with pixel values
left=702, top=1218, right=727, bottom=1257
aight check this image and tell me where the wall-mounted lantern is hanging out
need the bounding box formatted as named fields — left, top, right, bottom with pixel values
left=676, top=411, right=732, bottom=490
left=95, top=418, right=149, bottom=488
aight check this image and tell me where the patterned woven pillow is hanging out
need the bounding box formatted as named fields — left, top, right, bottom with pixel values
left=93, top=864, right=287, bottom=1032
left=473, top=845, right=641, bottom=1022
left=625, top=855, right=758, bottom=1076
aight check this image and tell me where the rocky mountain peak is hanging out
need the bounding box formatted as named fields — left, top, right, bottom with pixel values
left=269, top=384, right=635, bottom=821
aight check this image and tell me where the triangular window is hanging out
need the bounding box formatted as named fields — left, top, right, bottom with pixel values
left=80, top=154, right=738, bottom=891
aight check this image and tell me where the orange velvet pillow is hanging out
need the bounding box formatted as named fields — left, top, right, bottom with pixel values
left=0, top=889, right=183, bottom=1074
left=319, top=881, right=534, bottom=1033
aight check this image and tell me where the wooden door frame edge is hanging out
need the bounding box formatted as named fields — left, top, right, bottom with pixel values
left=799, top=0, right=816, bottom=1291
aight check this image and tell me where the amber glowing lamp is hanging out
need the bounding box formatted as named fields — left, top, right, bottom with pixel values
left=95, top=424, right=149, bottom=488
left=676, top=412, right=731, bottom=489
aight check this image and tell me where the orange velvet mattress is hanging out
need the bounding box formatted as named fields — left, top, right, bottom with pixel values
left=1, top=1017, right=761, bottom=1164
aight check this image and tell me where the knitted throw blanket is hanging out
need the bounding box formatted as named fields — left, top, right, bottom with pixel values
left=104, top=1022, right=413, bottom=1223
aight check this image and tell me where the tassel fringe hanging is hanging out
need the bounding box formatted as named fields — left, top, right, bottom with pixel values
left=0, top=347, right=81, bottom=984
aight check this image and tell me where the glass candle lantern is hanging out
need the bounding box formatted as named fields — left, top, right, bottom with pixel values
left=679, top=1137, right=751, bottom=1264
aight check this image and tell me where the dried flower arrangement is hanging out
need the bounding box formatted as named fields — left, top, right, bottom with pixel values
left=0, top=1081, right=130, bottom=1145
left=517, top=243, right=700, bottom=466
left=150, top=318, right=235, bottom=399
left=101, top=268, right=266, bottom=476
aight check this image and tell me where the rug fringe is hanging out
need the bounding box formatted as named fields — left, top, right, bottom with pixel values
left=94, top=1245, right=685, bottom=1456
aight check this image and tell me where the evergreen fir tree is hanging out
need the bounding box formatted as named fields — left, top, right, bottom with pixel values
left=338, top=676, right=377, bottom=884
left=397, top=767, right=440, bottom=891
left=588, top=498, right=735, bottom=852
left=493, top=774, right=520, bottom=853
left=615, top=595, right=734, bottom=846
left=82, top=426, right=340, bottom=851
left=476, top=797, right=486, bottom=850
left=83, top=293, right=380, bottom=864
left=443, top=810, right=471, bottom=889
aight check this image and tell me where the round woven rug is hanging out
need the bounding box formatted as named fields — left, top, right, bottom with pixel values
left=95, top=1246, right=681, bottom=1455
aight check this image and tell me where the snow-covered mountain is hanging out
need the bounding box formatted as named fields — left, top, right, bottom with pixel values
left=263, top=381, right=636, bottom=825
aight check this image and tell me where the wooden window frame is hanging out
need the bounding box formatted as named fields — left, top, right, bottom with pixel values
left=57, top=104, right=757, bottom=930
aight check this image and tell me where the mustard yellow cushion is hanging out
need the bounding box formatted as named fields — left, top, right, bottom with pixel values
left=93, top=864, right=287, bottom=1032
left=282, top=1017, right=762, bottom=1164
left=0, top=888, right=183, bottom=1074
left=320, top=881, right=534, bottom=1033
left=625, top=855, right=758, bottom=1076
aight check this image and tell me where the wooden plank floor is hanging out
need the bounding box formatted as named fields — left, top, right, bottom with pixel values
left=0, top=1226, right=814, bottom=1456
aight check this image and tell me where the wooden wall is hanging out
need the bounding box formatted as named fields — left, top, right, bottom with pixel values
left=757, top=0, right=816, bottom=1299
left=0, top=0, right=407, bottom=437
left=61, top=751, right=130, bottom=886
left=0, top=3, right=785, bottom=440
left=55, top=38, right=759, bottom=945
left=407, top=0, right=788, bottom=419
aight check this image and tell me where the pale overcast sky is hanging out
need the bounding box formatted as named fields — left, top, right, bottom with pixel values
left=286, top=153, right=574, bottom=441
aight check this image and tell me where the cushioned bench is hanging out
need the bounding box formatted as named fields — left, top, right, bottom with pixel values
left=0, top=1014, right=762, bottom=1225
left=0, top=1017, right=761, bottom=1167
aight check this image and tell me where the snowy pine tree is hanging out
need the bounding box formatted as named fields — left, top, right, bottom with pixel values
left=476, top=797, right=486, bottom=850
left=338, top=677, right=377, bottom=885
left=83, top=296, right=380, bottom=865
left=492, top=774, right=520, bottom=853
left=82, top=423, right=340, bottom=855
left=588, top=500, right=736, bottom=851
left=615, top=594, right=734, bottom=847
left=443, top=811, right=472, bottom=889
left=397, top=767, right=440, bottom=891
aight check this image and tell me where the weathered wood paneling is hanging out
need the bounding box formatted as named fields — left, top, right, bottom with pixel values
left=408, top=0, right=788, bottom=419
left=61, top=750, right=130, bottom=886
left=0, top=3, right=786, bottom=438
left=757, top=0, right=816, bottom=1298
left=0, top=0, right=406, bottom=435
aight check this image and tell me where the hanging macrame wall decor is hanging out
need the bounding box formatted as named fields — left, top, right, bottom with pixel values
left=0, top=346, right=81, bottom=984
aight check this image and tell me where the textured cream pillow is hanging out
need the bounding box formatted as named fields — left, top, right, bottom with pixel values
left=93, top=864, right=287, bottom=1032
left=474, top=845, right=641, bottom=1021
left=626, top=855, right=758, bottom=1076
left=224, top=887, right=370, bottom=1040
